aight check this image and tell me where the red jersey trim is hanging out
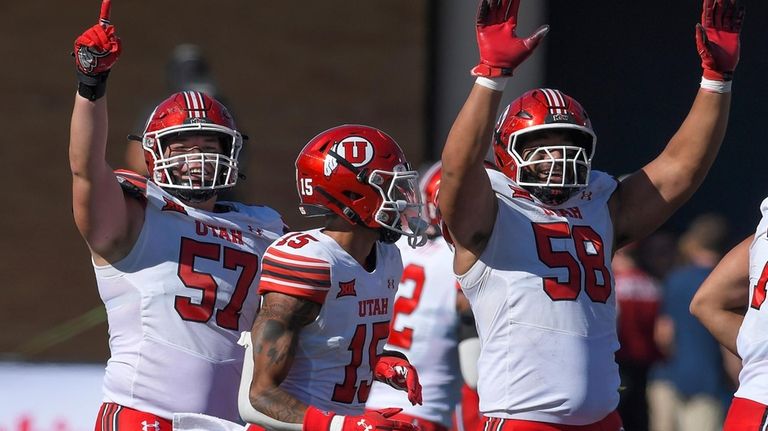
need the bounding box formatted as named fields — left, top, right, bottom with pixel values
left=262, top=252, right=332, bottom=272
left=262, top=258, right=331, bottom=289
left=259, top=281, right=328, bottom=304
left=266, top=247, right=329, bottom=264
left=114, top=169, right=148, bottom=191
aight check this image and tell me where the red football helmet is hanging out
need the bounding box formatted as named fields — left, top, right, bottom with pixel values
left=141, top=91, right=243, bottom=202
left=419, top=162, right=442, bottom=227
left=493, top=88, right=596, bottom=205
left=295, top=125, right=427, bottom=247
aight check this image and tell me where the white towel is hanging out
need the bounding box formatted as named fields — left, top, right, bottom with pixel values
left=173, top=413, right=247, bottom=431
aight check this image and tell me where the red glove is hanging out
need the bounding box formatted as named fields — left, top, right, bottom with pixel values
left=373, top=354, right=423, bottom=406
left=696, top=0, right=745, bottom=81
left=74, top=0, right=121, bottom=75
left=471, top=0, right=549, bottom=77
left=303, top=406, right=419, bottom=431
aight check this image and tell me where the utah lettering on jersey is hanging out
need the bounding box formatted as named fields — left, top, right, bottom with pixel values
left=195, top=220, right=244, bottom=245
left=358, top=297, right=389, bottom=317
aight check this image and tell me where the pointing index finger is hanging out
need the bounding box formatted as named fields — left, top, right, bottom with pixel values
left=99, top=0, right=112, bottom=26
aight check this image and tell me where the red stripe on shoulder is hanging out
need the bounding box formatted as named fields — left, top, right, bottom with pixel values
left=259, top=282, right=328, bottom=304
left=114, top=169, right=148, bottom=191
left=262, top=259, right=331, bottom=283
left=262, top=254, right=331, bottom=273
left=261, top=273, right=331, bottom=291
left=266, top=247, right=329, bottom=265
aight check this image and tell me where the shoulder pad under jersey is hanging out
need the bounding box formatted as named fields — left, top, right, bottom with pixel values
left=222, top=201, right=290, bottom=235
left=114, top=169, right=148, bottom=199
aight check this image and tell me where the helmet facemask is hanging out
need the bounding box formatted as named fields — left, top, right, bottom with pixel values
left=368, top=166, right=428, bottom=247
left=144, top=127, right=242, bottom=203
left=508, top=125, right=595, bottom=205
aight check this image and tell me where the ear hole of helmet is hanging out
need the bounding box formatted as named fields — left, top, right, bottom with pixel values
left=343, top=191, right=363, bottom=201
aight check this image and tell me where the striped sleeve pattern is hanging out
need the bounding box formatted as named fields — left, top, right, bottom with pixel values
left=258, top=247, right=332, bottom=303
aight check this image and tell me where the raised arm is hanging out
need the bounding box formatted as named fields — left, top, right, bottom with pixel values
left=440, top=0, right=547, bottom=274
left=611, top=0, right=744, bottom=247
left=689, top=235, right=752, bottom=356
left=69, top=1, right=136, bottom=262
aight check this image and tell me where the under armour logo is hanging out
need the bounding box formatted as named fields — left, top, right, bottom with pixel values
left=387, top=279, right=396, bottom=289
left=141, top=420, right=161, bottom=431
left=356, top=419, right=373, bottom=431
left=580, top=191, right=592, bottom=200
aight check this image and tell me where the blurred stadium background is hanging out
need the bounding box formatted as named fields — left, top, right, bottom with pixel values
left=1, top=0, right=766, bottom=428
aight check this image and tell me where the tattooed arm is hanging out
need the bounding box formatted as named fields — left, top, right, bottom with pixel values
left=247, top=292, right=321, bottom=423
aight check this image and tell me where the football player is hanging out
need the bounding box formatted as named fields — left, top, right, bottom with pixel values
left=238, top=125, right=427, bottom=431
left=438, top=0, right=743, bottom=429
left=70, top=2, right=286, bottom=429
left=365, top=162, right=480, bottom=431
left=690, top=205, right=768, bottom=428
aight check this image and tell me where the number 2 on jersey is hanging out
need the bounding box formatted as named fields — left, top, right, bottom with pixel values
left=388, top=264, right=426, bottom=349
left=175, top=237, right=259, bottom=331
left=532, top=222, right=612, bottom=303
left=751, top=262, right=768, bottom=310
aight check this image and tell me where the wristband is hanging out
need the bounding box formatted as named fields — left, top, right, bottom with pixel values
left=76, top=69, right=110, bottom=101
left=303, top=406, right=335, bottom=431
left=474, top=76, right=509, bottom=92
left=700, top=76, right=732, bottom=94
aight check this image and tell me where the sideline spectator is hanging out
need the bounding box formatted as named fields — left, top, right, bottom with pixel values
left=648, top=214, right=732, bottom=431
left=614, top=243, right=663, bottom=431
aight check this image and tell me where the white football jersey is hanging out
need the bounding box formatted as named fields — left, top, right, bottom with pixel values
left=366, top=236, right=462, bottom=427
left=95, top=172, right=285, bottom=421
left=735, top=196, right=768, bottom=405
left=258, top=228, right=402, bottom=415
left=457, top=168, right=620, bottom=425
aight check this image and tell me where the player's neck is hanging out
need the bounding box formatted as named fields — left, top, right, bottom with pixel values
left=185, top=197, right=218, bottom=212
left=322, top=219, right=379, bottom=269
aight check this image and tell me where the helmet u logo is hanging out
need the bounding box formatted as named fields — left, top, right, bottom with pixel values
left=341, top=141, right=368, bottom=164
